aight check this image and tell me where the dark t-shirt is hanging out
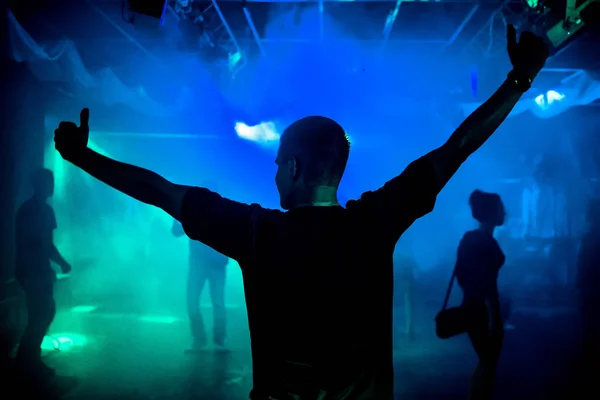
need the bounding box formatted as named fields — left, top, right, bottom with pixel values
left=189, top=241, right=228, bottom=268
left=173, top=222, right=228, bottom=268
left=15, top=197, right=57, bottom=285
left=180, top=156, right=439, bottom=399
left=455, top=229, right=505, bottom=303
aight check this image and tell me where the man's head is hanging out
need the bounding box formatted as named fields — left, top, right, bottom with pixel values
left=32, top=168, right=54, bottom=199
left=275, top=116, right=350, bottom=210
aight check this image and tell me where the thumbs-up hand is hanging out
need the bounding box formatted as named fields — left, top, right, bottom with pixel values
left=54, top=108, right=90, bottom=161
left=506, top=24, right=549, bottom=82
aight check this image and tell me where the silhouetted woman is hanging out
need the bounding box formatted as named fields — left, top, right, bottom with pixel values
left=456, top=190, right=506, bottom=400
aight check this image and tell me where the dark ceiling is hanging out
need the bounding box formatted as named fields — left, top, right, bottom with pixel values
left=7, top=0, right=600, bottom=114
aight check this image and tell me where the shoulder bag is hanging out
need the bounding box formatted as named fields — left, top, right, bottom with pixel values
left=434, top=265, right=474, bottom=339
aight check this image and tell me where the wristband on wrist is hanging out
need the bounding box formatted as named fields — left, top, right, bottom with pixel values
left=507, top=70, right=532, bottom=92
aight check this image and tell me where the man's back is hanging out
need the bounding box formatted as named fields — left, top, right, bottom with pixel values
left=247, top=205, right=393, bottom=397
left=173, top=221, right=229, bottom=267
left=180, top=156, right=439, bottom=398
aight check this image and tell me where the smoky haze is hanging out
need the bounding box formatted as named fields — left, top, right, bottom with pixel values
left=5, top=1, right=600, bottom=397
left=34, top=4, right=596, bottom=321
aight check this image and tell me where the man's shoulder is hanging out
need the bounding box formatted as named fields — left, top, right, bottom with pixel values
left=251, top=205, right=286, bottom=230
left=349, top=181, right=435, bottom=225
left=343, top=198, right=401, bottom=236
left=183, top=187, right=281, bottom=219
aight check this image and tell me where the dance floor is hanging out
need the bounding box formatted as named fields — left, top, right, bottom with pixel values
left=6, top=301, right=578, bottom=400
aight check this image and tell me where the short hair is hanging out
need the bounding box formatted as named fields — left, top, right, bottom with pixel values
left=279, top=116, right=351, bottom=186
left=469, top=189, right=502, bottom=224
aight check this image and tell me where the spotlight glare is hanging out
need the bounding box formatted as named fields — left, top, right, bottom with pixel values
left=235, top=121, right=280, bottom=146
left=534, top=90, right=565, bottom=110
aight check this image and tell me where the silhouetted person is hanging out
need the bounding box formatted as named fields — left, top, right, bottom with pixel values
left=53, top=28, right=548, bottom=399
left=393, top=246, right=417, bottom=341
left=172, top=219, right=228, bottom=351
left=576, top=198, right=600, bottom=391
left=456, top=190, right=506, bottom=400
left=15, top=168, right=71, bottom=380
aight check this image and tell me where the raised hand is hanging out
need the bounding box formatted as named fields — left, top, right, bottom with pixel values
left=506, top=24, right=549, bottom=82
left=54, top=108, right=90, bottom=161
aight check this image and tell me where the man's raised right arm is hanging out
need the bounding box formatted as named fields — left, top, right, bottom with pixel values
left=54, top=109, right=262, bottom=261
left=69, top=148, right=189, bottom=220
left=54, top=109, right=189, bottom=220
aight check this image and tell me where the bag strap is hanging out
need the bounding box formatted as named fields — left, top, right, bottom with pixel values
left=441, top=264, right=457, bottom=311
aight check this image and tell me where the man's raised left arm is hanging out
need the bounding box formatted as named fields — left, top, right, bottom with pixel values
left=424, top=25, right=549, bottom=193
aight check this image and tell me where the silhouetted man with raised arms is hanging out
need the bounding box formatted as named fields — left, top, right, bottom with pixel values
left=53, top=26, right=547, bottom=399
left=15, top=168, right=72, bottom=380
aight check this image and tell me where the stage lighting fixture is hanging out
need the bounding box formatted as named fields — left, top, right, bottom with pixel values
left=201, top=1, right=245, bottom=77
left=169, top=0, right=245, bottom=77
left=523, top=0, right=600, bottom=55
left=127, top=0, right=168, bottom=20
